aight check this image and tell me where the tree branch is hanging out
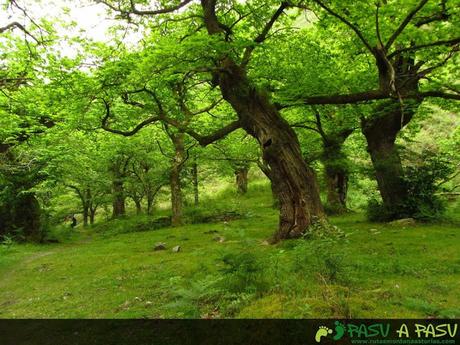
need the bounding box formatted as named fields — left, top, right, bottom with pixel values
left=417, top=91, right=460, bottom=101
left=385, top=0, right=430, bottom=51
left=190, top=98, right=223, bottom=115
left=312, top=106, right=328, bottom=140
left=101, top=98, right=241, bottom=145
left=241, top=2, right=289, bottom=66
left=310, top=0, right=374, bottom=54
left=167, top=119, right=242, bottom=146
left=417, top=46, right=458, bottom=77
left=97, top=0, right=194, bottom=16
left=375, top=2, right=384, bottom=48
left=387, top=37, right=460, bottom=59
left=288, top=88, right=460, bottom=106
left=0, top=21, right=39, bottom=42
left=415, top=0, right=449, bottom=26
left=101, top=99, right=162, bottom=136
left=300, top=90, right=387, bottom=105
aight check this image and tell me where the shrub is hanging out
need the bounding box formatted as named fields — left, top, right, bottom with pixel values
left=367, top=150, right=453, bottom=222
left=402, top=152, right=452, bottom=221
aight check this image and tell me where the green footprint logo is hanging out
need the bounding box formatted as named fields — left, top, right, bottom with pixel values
left=315, top=326, right=333, bottom=343
left=333, top=321, right=346, bottom=341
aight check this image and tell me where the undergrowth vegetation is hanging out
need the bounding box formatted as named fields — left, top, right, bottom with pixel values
left=1, top=181, right=459, bottom=319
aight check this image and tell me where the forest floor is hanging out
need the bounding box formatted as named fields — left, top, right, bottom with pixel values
left=0, top=182, right=459, bottom=318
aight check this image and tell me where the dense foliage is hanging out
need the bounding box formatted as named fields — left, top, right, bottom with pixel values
left=0, top=0, right=459, bottom=242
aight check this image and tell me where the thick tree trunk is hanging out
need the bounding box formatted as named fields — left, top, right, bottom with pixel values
left=362, top=101, right=418, bottom=211
left=235, top=166, right=249, bottom=194
left=216, top=58, right=325, bottom=241
left=192, top=159, right=199, bottom=206
left=112, top=179, right=125, bottom=218
left=200, top=5, right=325, bottom=241
left=170, top=133, right=185, bottom=226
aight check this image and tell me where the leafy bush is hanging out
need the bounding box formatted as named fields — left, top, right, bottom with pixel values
left=402, top=152, right=452, bottom=221
left=367, top=151, right=453, bottom=222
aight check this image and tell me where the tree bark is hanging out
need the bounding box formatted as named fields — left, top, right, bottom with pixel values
left=170, top=132, right=185, bottom=226
left=214, top=58, right=325, bottom=241
left=235, top=165, right=249, bottom=194
left=112, top=179, right=126, bottom=218
left=199, top=1, right=325, bottom=241
left=362, top=100, right=418, bottom=210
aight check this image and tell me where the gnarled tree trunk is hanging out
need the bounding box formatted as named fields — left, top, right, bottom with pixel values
left=216, top=58, right=325, bottom=241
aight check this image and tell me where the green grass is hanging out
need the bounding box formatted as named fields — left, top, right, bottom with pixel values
left=0, top=181, right=459, bottom=318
